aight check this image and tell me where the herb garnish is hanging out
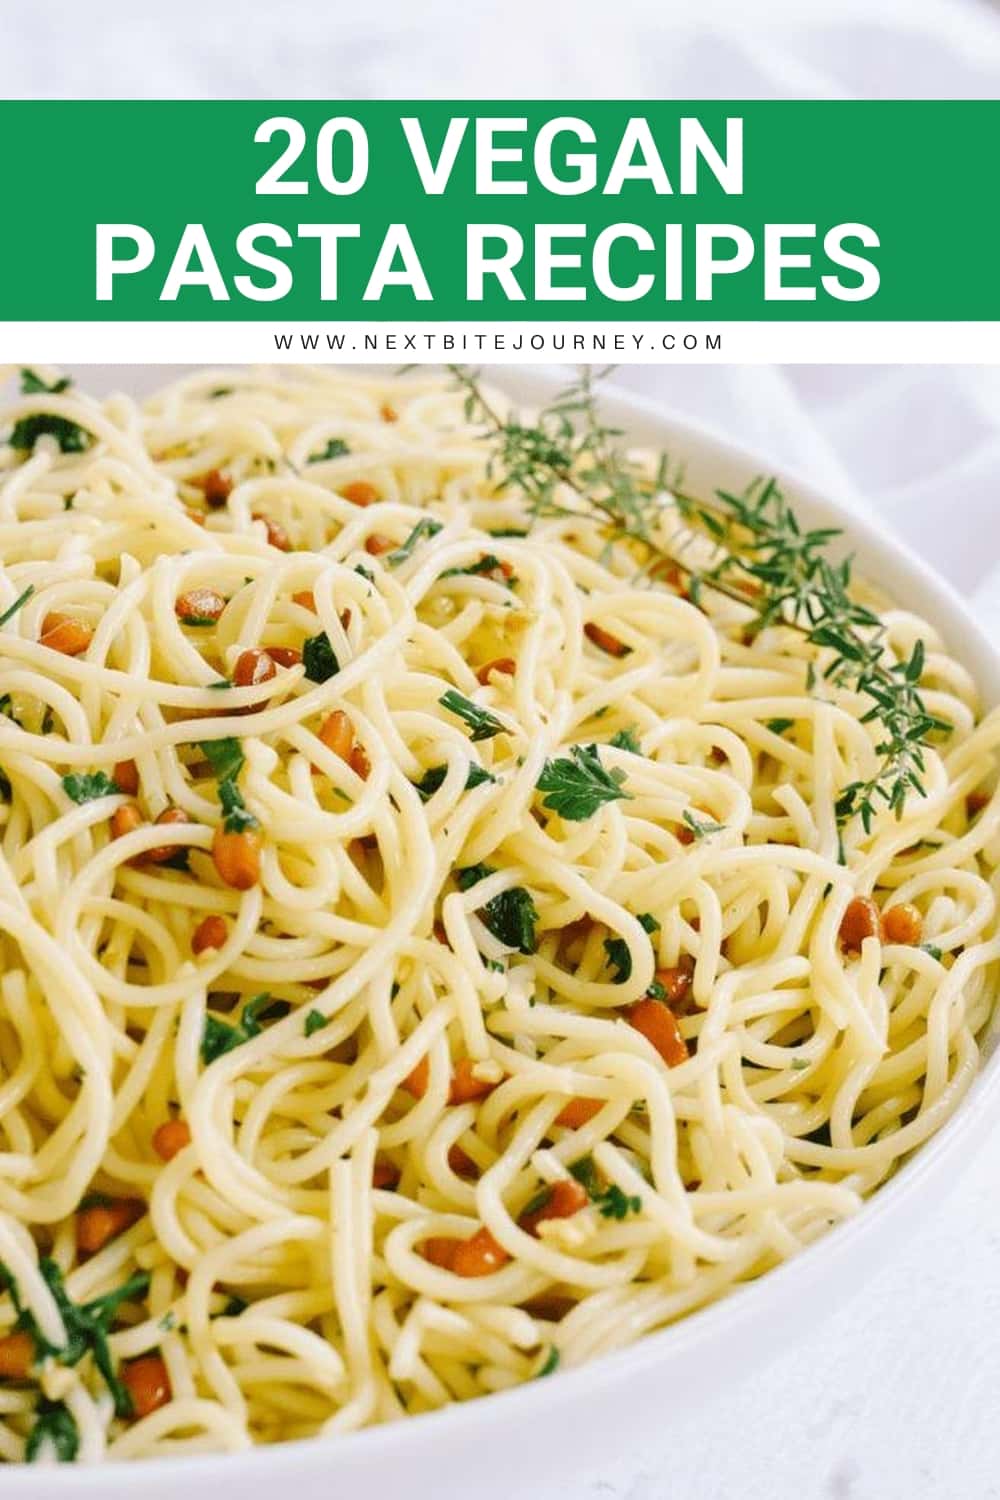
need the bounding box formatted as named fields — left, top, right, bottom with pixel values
left=766, top=718, right=795, bottom=735
left=537, top=744, right=630, bottom=822
left=21, top=370, right=72, bottom=395
left=0, top=585, right=34, bottom=628
left=456, top=865, right=538, bottom=954
left=608, top=726, right=642, bottom=754
left=26, top=1400, right=79, bottom=1462
left=304, top=1009, right=325, bottom=1037
left=10, top=414, right=91, bottom=454
left=201, top=993, right=282, bottom=1063
left=413, top=762, right=495, bottom=800
left=61, top=771, right=121, bottom=804
left=303, top=632, right=339, bottom=683
left=387, top=518, right=442, bottom=566
left=448, top=366, right=946, bottom=832
left=439, top=689, right=504, bottom=742
left=199, top=738, right=259, bottom=833
left=0, top=1258, right=150, bottom=1418
left=536, top=1346, right=560, bottom=1378
left=603, top=913, right=658, bottom=984
left=307, top=438, right=350, bottom=463
left=566, top=1158, right=640, bottom=1218
left=682, top=810, right=726, bottom=840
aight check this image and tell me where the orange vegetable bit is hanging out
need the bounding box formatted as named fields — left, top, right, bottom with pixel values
left=420, top=1236, right=459, bottom=1270
left=401, top=1055, right=429, bottom=1099
left=265, top=645, right=301, bottom=669
left=254, top=513, right=291, bottom=552
left=364, top=532, right=395, bottom=557
left=174, top=586, right=225, bottom=625
left=76, top=1197, right=145, bottom=1256
left=519, top=1179, right=588, bottom=1238
left=583, top=621, right=629, bottom=658
left=39, top=611, right=93, bottom=656
left=839, top=896, right=881, bottom=953
left=144, top=806, right=194, bottom=865
left=555, top=1097, right=603, bottom=1129
left=212, top=827, right=262, bottom=891
left=380, top=403, right=398, bottom=423
left=318, top=710, right=355, bottom=761
left=476, top=657, right=516, bottom=686
left=448, top=1142, right=477, bottom=1178
left=192, top=913, right=227, bottom=954
left=626, top=997, right=689, bottom=1068
left=0, top=1330, right=34, bottom=1380
left=448, top=1057, right=498, bottom=1106
left=113, top=759, right=140, bottom=796
left=292, top=590, right=317, bottom=612
left=152, top=1119, right=191, bottom=1162
left=349, top=743, right=371, bottom=780
left=968, top=789, right=991, bottom=817
left=110, top=803, right=143, bottom=841
left=121, top=1352, right=171, bottom=1420
left=196, top=469, right=232, bottom=508
left=341, top=481, right=379, bottom=508
left=233, top=648, right=278, bottom=690
left=881, top=902, right=923, bottom=946
left=452, top=1226, right=510, bottom=1277
left=652, top=961, right=694, bottom=1009
left=372, top=1158, right=401, bottom=1190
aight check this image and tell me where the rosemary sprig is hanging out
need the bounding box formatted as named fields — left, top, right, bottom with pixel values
left=449, top=366, right=947, bottom=832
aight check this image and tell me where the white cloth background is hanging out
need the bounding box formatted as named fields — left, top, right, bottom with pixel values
left=8, top=1, right=1000, bottom=1495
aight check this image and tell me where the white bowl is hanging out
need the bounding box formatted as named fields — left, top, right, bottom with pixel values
left=6, top=367, right=1000, bottom=1497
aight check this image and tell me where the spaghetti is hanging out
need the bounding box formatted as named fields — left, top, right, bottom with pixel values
left=0, top=365, right=996, bottom=1464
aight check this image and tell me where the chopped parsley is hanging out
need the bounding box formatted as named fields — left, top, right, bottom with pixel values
left=201, top=994, right=283, bottom=1064
left=387, top=517, right=442, bottom=566
left=10, top=413, right=91, bottom=454
left=439, top=689, right=504, bottom=742
left=536, top=1346, right=560, bottom=1378
left=456, top=865, right=538, bottom=954
left=303, top=632, right=340, bottom=683
left=537, top=744, right=631, bottom=822
left=304, top=1009, right=325, bottom=1037
left=682, top=810, right=726, bottom=840
left=0, top=1258, right=150, bottom=1419
left=26, top=1400, right=79, bottom=1463
left=307, top=438, right=350, bottom=463
left=766, top=718, right=795, bottom=736
left=413, top=762, right=495, bottom=800
left=0, top=585, right=34, bottom=628
left=61, top=771, right=121, bottom=804
left=21, top=369, right=71, bottom=395
left=439, top=553, right=515, bottom=585
left=608, top=726, right=642, bottom=754
left=199, top=737, right=245, bottom=783
left=921, top=942, right=943, bottom=961
left=595, top=1184, right=642, bottom=1220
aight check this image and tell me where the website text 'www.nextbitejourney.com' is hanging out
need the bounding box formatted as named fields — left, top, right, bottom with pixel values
left=271, top=327, right=724, bottom=356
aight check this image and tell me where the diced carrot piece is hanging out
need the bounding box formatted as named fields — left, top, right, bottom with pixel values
left=420, top=1237, right=459, bottom=1269
left=265, top=646, right=301, bottom=668
left=555, top=1097, right=603, bottom=1128
left=76, top=1197, right=144, bottom=1255
left=192, top=913, right=227, bottom=954
left=113, top=759, right=139, bottom=795
left=342, top=481, right=379, bottom=508
left=211, top=828, right=261, bottom=890
left=452, top=1226, right=510, bottom=1277
left=152, top=1119, right=191, bottom=1162
left=110, top=803, right=143, bottom=841
left=121, top=1353, right=171, bottom=1420
left=881, top=902, right=923, bottom=946
left=626, top=997, right=689, bottom=1067
left=0, top=1330, right=33, bottom=1379
left=197, top=469, right=232, bottom=508
left=254, top=513, right=291, bottom=551
left=380, top=404, right=398, bottom=423
left=292, top=590, right=316, bottom=612
left=652, top=962, right=694, bottom=1008
left=519, top=1178, right=588, bottom=1237
left=839, top=896, right=881, bottom=953
left=448, top=1143, right=477, bottom=1177
left=40, top=612, right=92, bottom=656
left=365, top=533, right=394, bottom=556
left=373, top=1159, right=401, bottom=1190
left=402, top=1056, right=429, bottom=1099
left=476, top=657, right=516, bottom=685
left=584, top=622, right=629, bottom=657
left=449, top=1057, right=498, bottom=1105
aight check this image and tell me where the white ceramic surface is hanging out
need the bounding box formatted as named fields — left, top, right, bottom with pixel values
left=4, top=369, right=1000, bottom=1497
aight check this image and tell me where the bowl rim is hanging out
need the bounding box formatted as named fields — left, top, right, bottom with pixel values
left=7, top=366, right=1000, bottom=1489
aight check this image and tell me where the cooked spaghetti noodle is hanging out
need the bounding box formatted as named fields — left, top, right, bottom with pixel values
left=0, top=365, right=997, bottom=1464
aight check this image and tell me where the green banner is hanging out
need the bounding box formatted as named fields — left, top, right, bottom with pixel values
left=1, top=101, right=996, bottom=321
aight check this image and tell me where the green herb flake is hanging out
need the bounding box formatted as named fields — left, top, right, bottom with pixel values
left=537, top=744, right=631, bottom=822
left=536, top=1346, right=560, bottom=1378
left=595, top=1184, right=641, bottom=1220
left=303, top=632, right=340, bottom=684
left=304, top=1009, right=325, bottom=1037
left=307, top=438, right=350, bottom=463
left=921, top=942, right=943, bottom=961
left=10, top=415, right=91, bottom=455
left=26, top=1400, right=79, bottom=1463
left=201, top=993, right=281, bottom=1064
left=387, top=517, right=442, bottom=566
left=439, top=688, right=504, bottom=742
left=682, top=810, right=726, bottom=840
left=414, top=762, right=495, bottom=800
left=608, top=726, right=642, bottom=754
left=61, top=771, right=121, bottom=804
left=199, top=737, right=245, bottom=784
left=766, top=718, right=795, bottom=736
left=0, top=585, right=34, bottom=629
left=21, top=369, right=72, bottom=395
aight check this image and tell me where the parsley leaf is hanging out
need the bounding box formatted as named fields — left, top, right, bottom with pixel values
left=20, top=369, right=71, bottom=395
left=26, top=1400, right=79, bottom=1463
left=439, top=553, right=515, bottom=586
left=0, top=585, right=34, bottom=628
left=201, top=993, right=282, bottom=1064
left=537, top=744, right=631, bottom=821
left=595, top=1185, right=641, bottom=1220
left=303, top=632, right=340, bottom=683
left=603, top=913, right=658, bottom=984
left=218, top=777, right=259, bottom=833
left=304, top=1009, right=325, bottom=1037
left=387, top=518, right=442, bottom=566
left=766, top=718, right=795, bottom=735
left=199, top=737, right=244, bottom=783
left=536, top=1347, right=560, bottom=1378
left=10, top=415, right=91, bottom=454
left=456, top=865, right=538, bottom=954
left=682, top=810, right=726, bottom=840
left=608, top=726, right=642, bottom=754
left=414, top=762, right=495, bottom=800
left=307, top=438, right=350, bottom=463
left=922, top=942, right=943, bottom=961
left=61, top=771, right=121, bottom=804
left=439, top=689, right=504, bottom=742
